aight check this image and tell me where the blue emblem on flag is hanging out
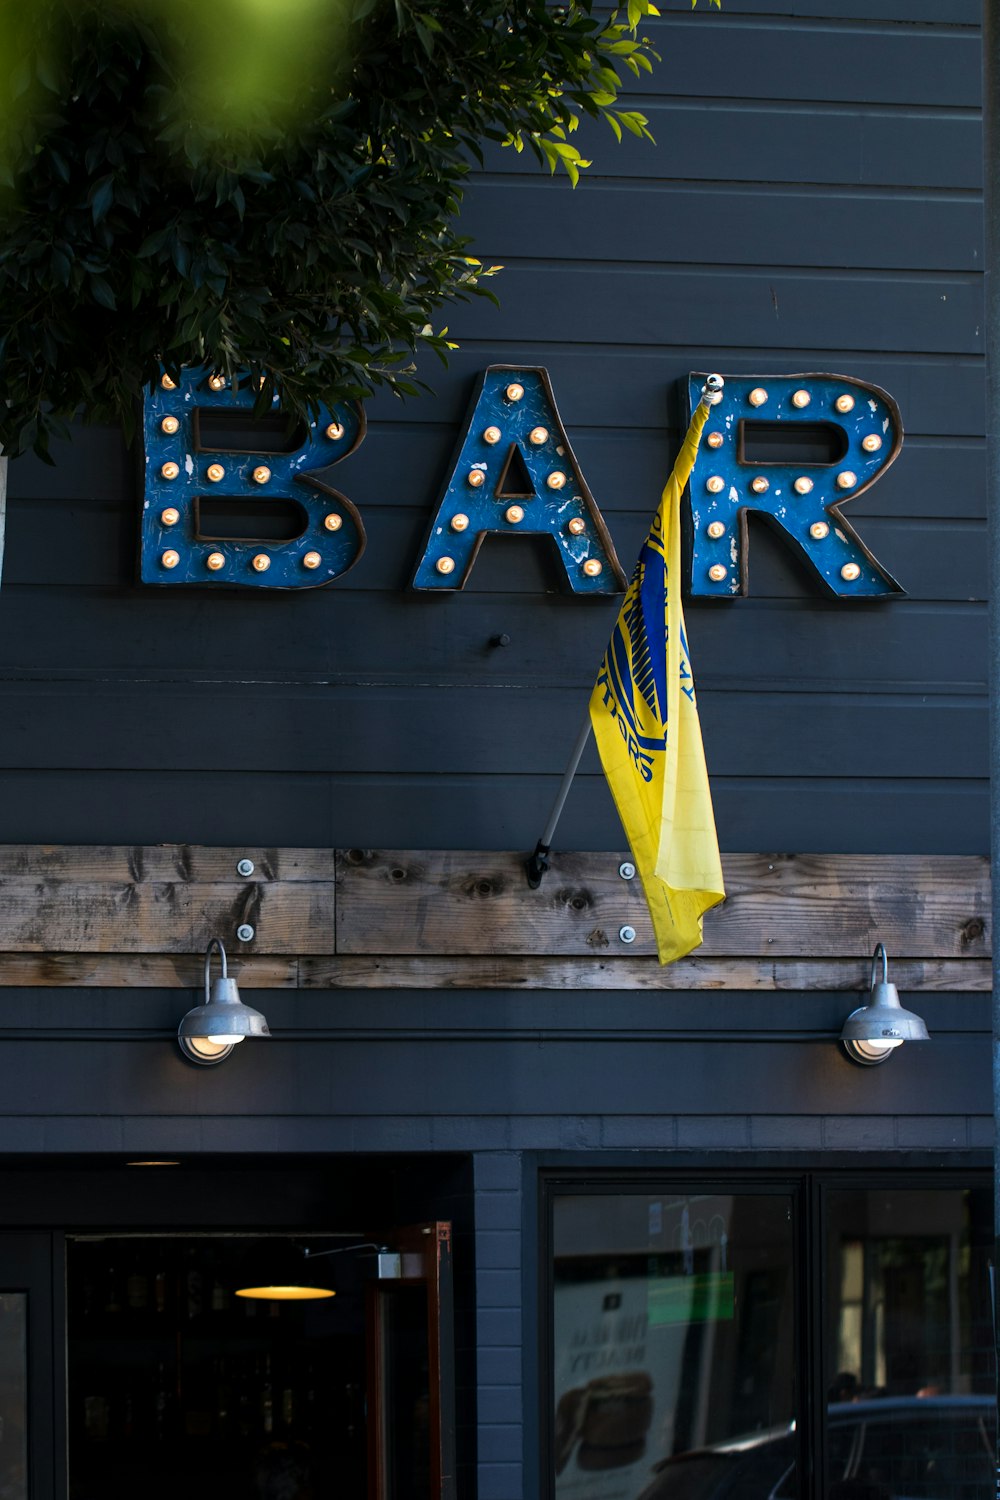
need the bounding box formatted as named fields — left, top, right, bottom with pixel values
left=600, top=530, right=670, bottom=756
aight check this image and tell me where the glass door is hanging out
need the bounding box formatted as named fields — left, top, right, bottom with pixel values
left=65, top=1233, right=367, bottom=1500
left=366, top=1223, right=456, bottom=1500
left=64, top=1226, right=456, bottom=1500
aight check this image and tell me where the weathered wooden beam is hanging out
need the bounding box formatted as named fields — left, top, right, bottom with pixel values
left=0, top=849, right=988, bottom=989
left=0, top=954, right=299, bottom=988
left=0, top=882, right=335, bottom=954
left=299, top=956, right=991, bottom=993
left=0, top=845, right=336, bottom=882
left=0, top=844, right=337, bottom=954
left=336, top=850, right=990, bottom=960
left=0, top=955, right=987, bottom=992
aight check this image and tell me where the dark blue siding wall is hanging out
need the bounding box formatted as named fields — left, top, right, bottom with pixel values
left=0, top=2, right=987, bottom=857
left=0, top=5, right=989, bottom=1500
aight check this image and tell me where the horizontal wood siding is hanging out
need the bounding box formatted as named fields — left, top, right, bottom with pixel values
left=0, top=847, right=986, bottom=991
left=0, top=3, right=986, bottom=1165
left=2, top=4, right=984, bottom=861
left=0, top=18, right=987, bottom=1500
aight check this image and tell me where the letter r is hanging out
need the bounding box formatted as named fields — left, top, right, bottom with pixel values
left=685, top=371, right=904, bottom=600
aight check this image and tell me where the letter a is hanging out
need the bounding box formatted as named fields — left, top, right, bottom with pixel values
left=412, top=367, right=625, bottom=593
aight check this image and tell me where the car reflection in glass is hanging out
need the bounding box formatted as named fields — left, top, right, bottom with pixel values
left=636, top=1396, right=995, bottom=1500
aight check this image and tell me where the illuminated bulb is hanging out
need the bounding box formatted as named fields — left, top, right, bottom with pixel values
left=206, top=463, right=225, bottom=483
left=161, top=550, right=180, bottom=569
left=483, top=426, right=502, bottom=445
left=325, top=422, right=345, bottom=441
left=302, top=551, right=322, bottom=570
left=708, top=564, right=728, bottom=582
left=836, top=471, right=857, bottom=490
left=567, top=517, right=587, bottom=536
left=467, top=470, right=486, bottom=487
left=582, top=559, right=603, bottom=577
left=835, top=393, right=855, bottom=413
left=547, top=472, right=567, bottom=490
left=160, top=374, right=177, bottom=391
left=794, top=476, right=814, bottom=495
left=748, top=388, right=768, bottom=407
left=160, top=416, right=180, bottom=435
left=207, top=374, right=226, bottom=392
left=750, top=476, right=770, bottom=494
left=505, top=383, right=524, bottom=402
left=841, top=562, right=861, bottom=582
left=252, top=466, right=271, bottom=486
left=505, top=505, right=524, bottom=524
left=436, top=556, right=456, bottom=575
left=207, top=1034, right=244, bottom=1047
left=450, top=513, right=470, bottom=532
left=206, top=552, right=225, bottom=572
left=706, top=476, right=725, bottom=494
left=810, top=521, right=830, bottom=540
left=706, top=521, right=726, bottom=539
left=160, top=461, right=180, bottom=481
left=323, top=513, right=343, bottom=532
left=529, top=427, right=549, bottom=446
left=706, top=432, right=724, bottom=449
left=160, top=507, right=180, bottom=527
left=862, top=434, right=883, bottom=453
left=791, top=389, right=811, bottom=409
left=252, top=553, right=271, bottom=572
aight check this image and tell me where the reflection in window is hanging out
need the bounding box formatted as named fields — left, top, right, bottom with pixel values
left=552, top=1194, right=797, bottom=1500
left=550, top=1183, right=994, bottom=1500
left=0, top=1293, right=27, bottom=1500
left=823, top=1189, right=994, bottom=1500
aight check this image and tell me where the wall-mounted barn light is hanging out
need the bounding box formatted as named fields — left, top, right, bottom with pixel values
left=177, top=937, right=270, bottom=1066
left=840, top=944, right=930, bottom=1066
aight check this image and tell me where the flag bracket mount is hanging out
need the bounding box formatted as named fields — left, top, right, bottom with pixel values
left=525, top=841, right=551, bottom=889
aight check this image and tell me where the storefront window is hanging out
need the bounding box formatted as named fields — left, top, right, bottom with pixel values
left=552, top=1191, right=797, bottom=1500
left=548, top=1179, right=993, bottom=1500
left=822, top=1189, right=994, bottom=1500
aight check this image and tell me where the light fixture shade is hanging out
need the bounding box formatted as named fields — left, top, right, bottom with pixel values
left=235, top=1285, right=335, bottom=1301
left=178, top=939, right=270, bottom=1066
left=841, top=944, right=929, bottom=1066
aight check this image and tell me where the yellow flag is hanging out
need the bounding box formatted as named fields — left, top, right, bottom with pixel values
left=589, top=399, right=725, bottom=963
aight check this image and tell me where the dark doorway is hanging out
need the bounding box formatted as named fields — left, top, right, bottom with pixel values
left=67, top=1232, right=367, bottom=1500
left=0, top=1157, right=470, bottom=1500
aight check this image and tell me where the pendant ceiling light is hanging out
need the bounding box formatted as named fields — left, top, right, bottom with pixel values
left=234, top=1243, right=335, bottom=1301
left=234, top=1285, right=335, bottom=1301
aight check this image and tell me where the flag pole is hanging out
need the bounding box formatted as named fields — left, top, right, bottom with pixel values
left=525, top=713, right=593, bottom=888
left=524, top=374, right=725, bottom=890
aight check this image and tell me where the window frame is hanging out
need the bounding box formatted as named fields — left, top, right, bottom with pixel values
left=536, top=1156, right=993, bottom=1500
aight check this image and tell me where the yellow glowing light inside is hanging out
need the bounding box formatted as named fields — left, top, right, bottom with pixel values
left=205, top=1034, right=245, bottom=1046
left=235, top=1285, right=335, bottom=1301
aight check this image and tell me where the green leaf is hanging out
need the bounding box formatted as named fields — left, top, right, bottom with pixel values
left=89, top=274, right=116, bottom=310
left=0, top=0, right=662, bottom=458
left=89, top=174, right=115, bottom=224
